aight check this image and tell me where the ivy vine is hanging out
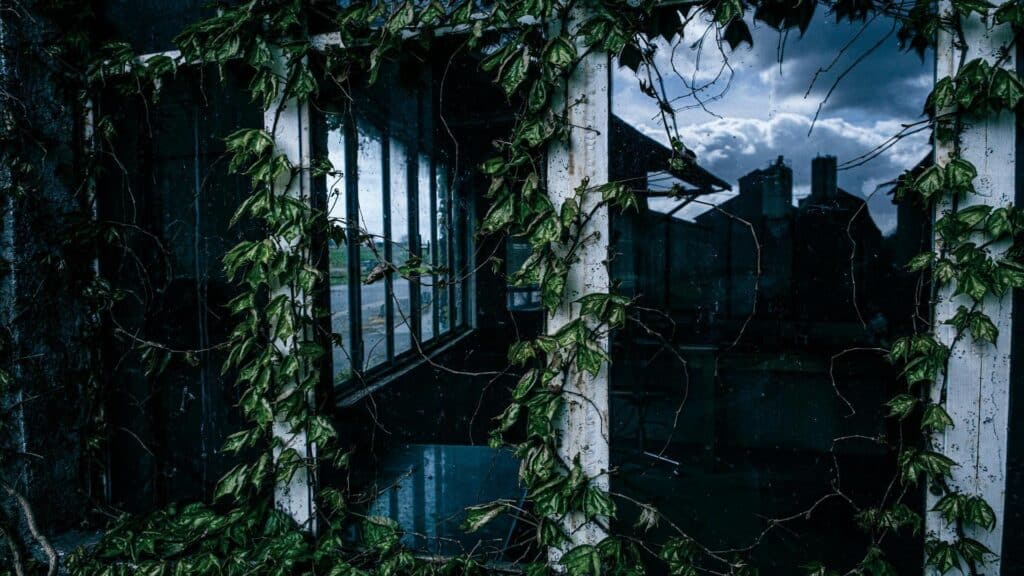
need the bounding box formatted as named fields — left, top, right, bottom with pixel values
left=0, top=0, right=1020, bottom=575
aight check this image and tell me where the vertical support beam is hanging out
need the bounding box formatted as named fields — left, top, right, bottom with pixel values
left=266, top=50, right=317, bottom=532
left=546, top=2, right=611, bottom=557
left=928, top=3, right=1016, bottom=568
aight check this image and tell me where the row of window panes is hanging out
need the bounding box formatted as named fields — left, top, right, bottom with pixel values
left=326, top=111, right=464, bottom=386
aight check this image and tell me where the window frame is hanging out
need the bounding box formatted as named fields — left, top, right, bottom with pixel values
left=313, top=72, right=474, bottom=398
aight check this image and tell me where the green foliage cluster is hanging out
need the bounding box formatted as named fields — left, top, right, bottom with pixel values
left=0, top=0, right=1021, bottom=574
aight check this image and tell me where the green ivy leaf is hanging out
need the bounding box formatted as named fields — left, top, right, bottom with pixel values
left=969, top=312, right=998, bottom=343
left=986, top=206, right=1014, bottom=238
left=561, top=544, right=602, bottom=576
left=926, top=539, right=960, bottom=575
left=499, top=48, right=530, bottom=97
left=528, top=80, right=549, bottom=113
left=714, top=0, right=745, bottom=24
left=947, top=159, right=979, bottom=195
left=957, top=268, right=988, bottom=301
left=906, top=252, right=933, bottom=272
left=996, top=1, right=1024, bottom=25
left=576, top=340, right=607, bottom=376
left=362, top=516, right=400, bottom=553
left=935, top=258, right=957, bottom=284
left=861, top=546, right=896, bottom=576
left=545, top=36, right=577, bottom=71
left=965, top=496, right=998, bottom=530
left=513, top=370, right=539, bottom=401
left=899, top=448, right=957, bottom=485
left=461, top=501, right=510, bottom=533
left=956, top=204, right=990, bottom=227
left=659, top=537, right=700, bottom=576
left=497, top=402, right=522, bottom=432
left=990, top=67, right=1024, bottom=109
left=482, top=195, right=514, bottom=232
left=928, top=76, right=956, bottom=113
left=958, top=537, right=994, bottom=563
left=886, top=394, right=917, bottom=419
left=508, top=340, right=537, bottom=366
left=921, top=403, right=954, bottom=431
left=914, top=165, right=945, bottom=201
left=855, top=505, right=922, bottom=535
left=952, top=0, right=994, bottom=15
left=581, top=486, right=616, bottom=518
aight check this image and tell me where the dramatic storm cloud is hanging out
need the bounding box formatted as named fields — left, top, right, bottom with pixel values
left=612, top=6, right=932, bottom=235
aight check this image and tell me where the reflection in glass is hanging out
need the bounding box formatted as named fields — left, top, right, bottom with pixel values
left=419, top=153, right=435, bottom=342
left=365, top=444, right=523, bottom=556
left=390, top=137, right=413, bottom=356
left=453, top=184, right=465, bottom=329
left=609, top=12, right=930, bottom=574
left=327, top=125, right=352, bottom=381
left=437, top=161, right=451, bottom=335
left=358, top=122, right=387, bottom=369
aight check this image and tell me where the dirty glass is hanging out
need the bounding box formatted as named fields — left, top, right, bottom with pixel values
left=390, top=134, right=414, bottom=356
left=358, top=122, right=388, bottom=369
left=437, top=160, right=451, bottom=335
left=97, top=67, right=259, bottom=512
left=420, top=153, right=436, bottom=342
left=327, top=123, right=353, bottom=382
left=609, top=11, right=931, bottom=574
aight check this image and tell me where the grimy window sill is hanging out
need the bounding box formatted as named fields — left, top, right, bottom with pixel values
left=334, top=328, right=476, bottom=407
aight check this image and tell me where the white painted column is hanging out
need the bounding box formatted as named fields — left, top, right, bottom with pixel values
left=928, top=3, right=1016, bottom=569
left=546, top=3, right=611, bottom=557
left=266, top=50, right=317, bottom=532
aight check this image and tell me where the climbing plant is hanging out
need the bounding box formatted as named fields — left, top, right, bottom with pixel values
left=0, top=0, right=1020, bottom=574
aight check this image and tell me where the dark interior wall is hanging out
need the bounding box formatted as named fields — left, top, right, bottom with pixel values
left=96, top=68, right=260, bottom=512
left=95, top=1, right=213, bottom=53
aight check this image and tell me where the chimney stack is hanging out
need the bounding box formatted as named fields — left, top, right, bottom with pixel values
left=812, top=155, right=838, bottom=200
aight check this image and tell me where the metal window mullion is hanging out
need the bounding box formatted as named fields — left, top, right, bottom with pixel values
left=408, top=94, right=423, bottom=343
left=344, top=115, right=363, bottom=374
left=445, top=165, right=457, bottom=330
left=467, top=182, right=477, bottom=329
left=382, top=129, right=395, bottom=363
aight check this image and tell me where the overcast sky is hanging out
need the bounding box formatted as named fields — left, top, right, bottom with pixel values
left=612, top=7, right=933, bottom=235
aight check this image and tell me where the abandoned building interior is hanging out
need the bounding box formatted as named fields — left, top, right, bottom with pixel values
left=6, top=0, right=1024, bottom=574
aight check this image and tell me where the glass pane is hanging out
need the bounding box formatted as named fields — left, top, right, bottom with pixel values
left=365, top=444, right=522, bottom=555
left=390, top=137, right=414, bottom=356
left=419, top=153, right=435, bottom=342
left=97, top=67, right=259, bottom=511
left=453, top=174, right=466, bottom=328
left=327, top=122, right=353, bottom=382
left=609, top=11, right=930, bottom=574
left=437, top=161, right=451, bottom=335
left=358, top=122, right=388, bottom=369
